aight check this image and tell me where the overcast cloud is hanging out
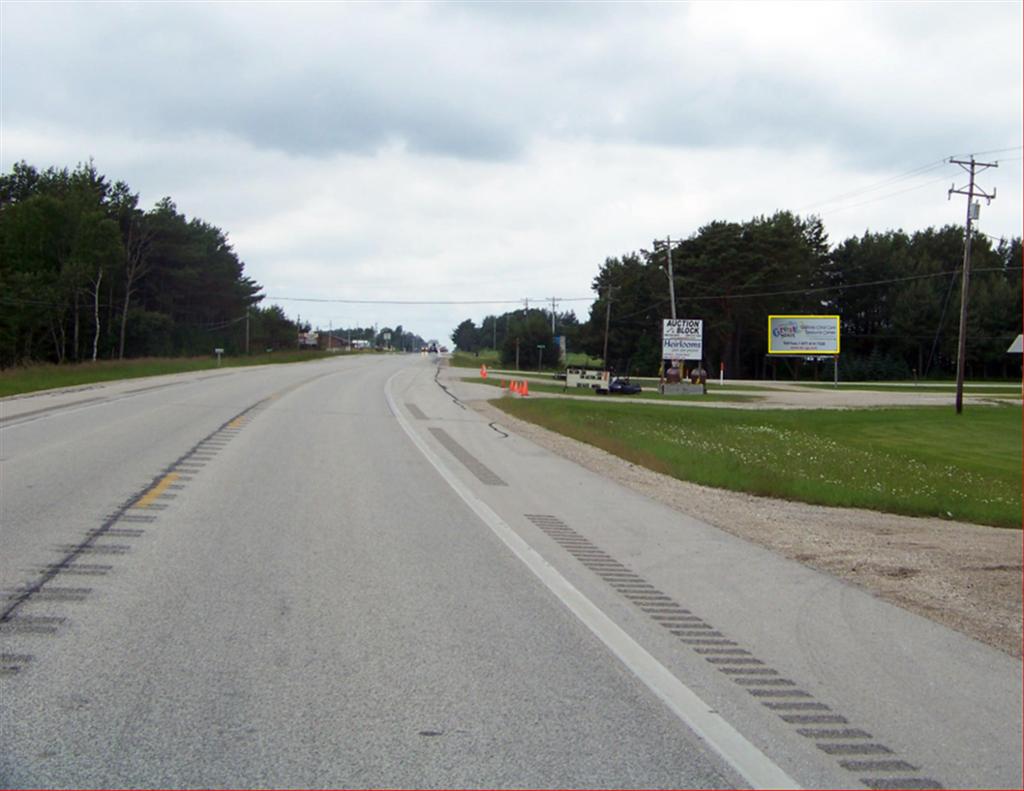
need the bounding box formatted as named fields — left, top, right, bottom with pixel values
left=2, top=1, right=1020, bottom=343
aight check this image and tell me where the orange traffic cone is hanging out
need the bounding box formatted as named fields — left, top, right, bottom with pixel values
left=521, top=379, right=529, bottom=397
left=480, top=364, right=488, bottom=379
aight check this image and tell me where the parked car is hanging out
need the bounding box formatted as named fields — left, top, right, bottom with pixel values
left=608, top=377, right=642, bottom=395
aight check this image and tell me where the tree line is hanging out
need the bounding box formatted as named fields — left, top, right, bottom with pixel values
left=452, top=211, right=1021, bottom=380
left=321, top=324, right=427, bottom=352
left=451, top=309, right=583, bottom=370
left=0, top=161, right=429, bottom=368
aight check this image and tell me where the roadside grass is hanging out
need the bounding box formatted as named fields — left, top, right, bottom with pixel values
left=493, top=398, right=1022, bottom=528
left=449, top=349, right=604, bottom=371
left=463, top=376, right=758, bottom=403
left=0, top=351, right=358, bottom=398
left=794, top=382, right=1022, bottom=395
left=449, top=349, right=502, bottom=368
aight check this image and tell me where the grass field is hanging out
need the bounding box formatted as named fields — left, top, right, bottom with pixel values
left=794, top=382, right=1022, bottom=395
left=494, top=398, right=1022, bottom=528
left=449, top=349, right=604, bottom=371
left=0, top=351, right=359, bottom=398
left=464, top=375, right=757, bottom=403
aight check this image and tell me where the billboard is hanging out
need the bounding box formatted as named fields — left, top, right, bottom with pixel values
left=662, top=319, right=703, bottom=360
left=768, top=315, right=840, bottom=355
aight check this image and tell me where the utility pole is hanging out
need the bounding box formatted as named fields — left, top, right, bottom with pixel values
left=602, top=285, right=614, bottom=368
left=549, top=297, right=559, bottom=334
left=655, top=236, right=677, bottom=320
left=245, top=308, right=250, bottom=355
left=948, top=156, right=997, bottom=414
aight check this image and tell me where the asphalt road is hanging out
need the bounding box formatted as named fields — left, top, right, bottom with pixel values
left=1, top=354, right=1020, bottom=789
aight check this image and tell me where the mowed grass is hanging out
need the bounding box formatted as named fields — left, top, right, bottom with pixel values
left=494, top=398, right=1022, bottom=528
left=794, top=382, right=1022, bottom=395
left=449, top=349, right=604, bottom=370
left=464, top=375, right=757, bottom=403
left=0, top=351, right=357, bottom=398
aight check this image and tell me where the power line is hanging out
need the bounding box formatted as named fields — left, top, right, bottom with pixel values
left=796, top=146, right=1020, bottom=217
left=3, top=267, right=1014, bottom=316
left=796, top=158, right=951, bottom=213
left=949, top=145, right=1022, bottom=158
left=604, top=267, right=1014, bottom=326
left=687, top=267, right=1009, bottom=301
left=818, top=175, right=954, bottom=217
left=265, top=295, right=593, bottom=305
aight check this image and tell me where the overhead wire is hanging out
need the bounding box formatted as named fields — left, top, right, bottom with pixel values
left=949, top=146, right=1022, bottom=158
left=796, top=158, right=951, bottom=213
left=265, top=295, right=593, bottom=305
left=795, top=146, right=1019, bottom=218
left=590, top=266, right=1013, bottom=327
left=817, top=174, right=956, bottom=217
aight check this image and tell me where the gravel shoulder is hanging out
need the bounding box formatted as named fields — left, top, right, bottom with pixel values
left=461, top=380, right=1022, bottom=658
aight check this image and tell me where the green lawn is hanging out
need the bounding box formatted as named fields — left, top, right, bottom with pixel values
left=449, top=349, right=604, bottom=371
left=449, top=349, right=502, bottom=368
left=464, top=376, right=757, bottom=403
left=0, top=351, right=359, bottom=398
left=494, top=398, right=1022, bottom=528
left=793, top=382, right=1022, bottom=395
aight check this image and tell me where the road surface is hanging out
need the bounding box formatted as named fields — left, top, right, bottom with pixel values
left=1, top=354, right=1020, bottom=788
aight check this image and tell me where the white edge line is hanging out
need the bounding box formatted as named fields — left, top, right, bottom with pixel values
left=385, top=368, right=801, bottom=791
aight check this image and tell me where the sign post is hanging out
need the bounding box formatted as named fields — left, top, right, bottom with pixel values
left=767, top=315, right=841, bottom=386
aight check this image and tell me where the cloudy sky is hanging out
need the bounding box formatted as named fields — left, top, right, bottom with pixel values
left=2, top=1, right=1020, bottom=344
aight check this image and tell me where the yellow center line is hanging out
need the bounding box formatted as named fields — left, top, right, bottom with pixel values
left=134, top=472, right=180, bottom=508
left=227, top=416, right=247, bottom=429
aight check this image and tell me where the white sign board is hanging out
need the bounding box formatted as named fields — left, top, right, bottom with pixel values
left=565, top=367, right=609, bottom=391
left=662, top=319, right=703, bottom=360
left=768, top=315, right=840, bottom=355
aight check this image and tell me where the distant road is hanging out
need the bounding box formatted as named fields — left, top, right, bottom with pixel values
left=1, top=354, right=1020, bottom=788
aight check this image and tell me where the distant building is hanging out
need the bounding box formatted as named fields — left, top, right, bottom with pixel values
left=319, top=334, right=350, bottom=351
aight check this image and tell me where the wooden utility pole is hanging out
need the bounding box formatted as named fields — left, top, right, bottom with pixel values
left=948, top=156, right=997, bottom=414
left=602, top=285, right=614, bottom=367
left=665, top=236, right=677, bottom=320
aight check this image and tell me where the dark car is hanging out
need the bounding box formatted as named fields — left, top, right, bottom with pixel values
left=608, top=377, right=642, bottom=395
